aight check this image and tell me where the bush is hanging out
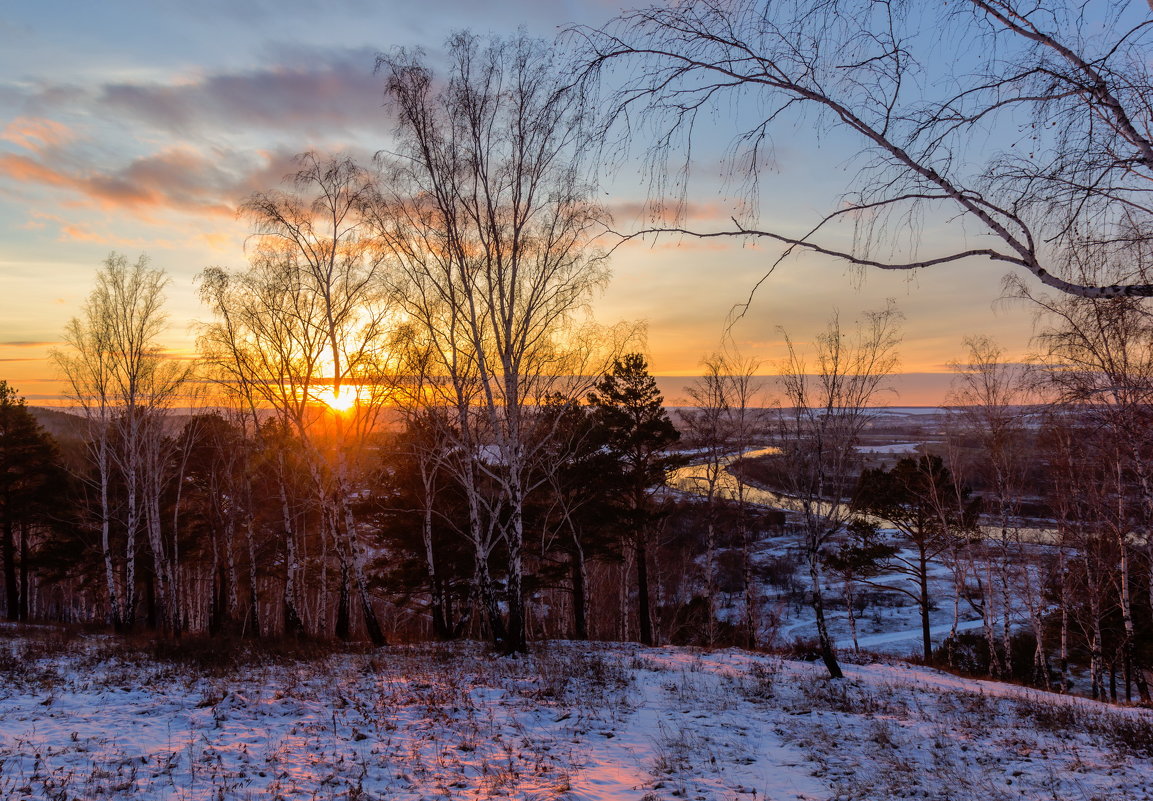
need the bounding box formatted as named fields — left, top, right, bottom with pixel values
left=933, top=630, right=1059, bottom=687
left=662, top=596, right=746, bottom=647
left=785, top=636, right=824, bottom=662
left=144, top=635, right=344, bottom=676
left=739, top=659, right=781, bottom=701
left=1105, top=715, right=1153, bottom=759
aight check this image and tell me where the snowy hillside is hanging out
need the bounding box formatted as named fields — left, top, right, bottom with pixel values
left=1, top=630, right=1151, bottom=800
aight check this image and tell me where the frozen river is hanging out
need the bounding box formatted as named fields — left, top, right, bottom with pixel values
left=670, top=447, right=1057, bottom=544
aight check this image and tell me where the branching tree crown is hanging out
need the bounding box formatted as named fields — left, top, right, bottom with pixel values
left=577, top=0, right=1153, bottom=298
left=374, top=31, right=614, bottom=653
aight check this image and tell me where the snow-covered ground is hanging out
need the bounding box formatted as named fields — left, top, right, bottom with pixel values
left=671, top=450, right=1036, bottom=663
left=856, top=442, right=921, bottom=454
left=2, top=631, right=1151, bottom=800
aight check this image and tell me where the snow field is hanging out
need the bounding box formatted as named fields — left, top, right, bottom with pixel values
left=0, top=631, right=1151, bottom=800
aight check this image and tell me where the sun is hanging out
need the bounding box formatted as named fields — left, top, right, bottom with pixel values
left=316, top=385, right=358, bottom=412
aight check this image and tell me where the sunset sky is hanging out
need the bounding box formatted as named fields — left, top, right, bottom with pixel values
left=0, top=0, right=1041, bottom=406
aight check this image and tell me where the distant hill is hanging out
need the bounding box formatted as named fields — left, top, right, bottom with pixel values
left=28, top=406, right=87, bottom=442
left=26, top=405, right=409, bottom=442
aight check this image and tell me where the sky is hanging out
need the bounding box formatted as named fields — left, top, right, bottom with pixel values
left=0, top=0, right=1042, bottom=407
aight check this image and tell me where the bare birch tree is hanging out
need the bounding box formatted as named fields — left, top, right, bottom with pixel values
left=949, top=337, right=1033, bottom=678
left=374, top=32, right=611, bottom=653
left=243, top=153, right=394, bottom=645
left=681, top=350, right=767, bottom=645
left=576, top=0, right=1153, bottom=298
left=54, top=253, right=190, bottom=632
left=1030, top=296, right=1153, bottom=700
left=682, top=357, right=736, bottom=645
left=773, top=304, right=901, bottom=678
left=720, top=351, right=768, bottom=647
left=199, top=261, right=319, bottom=636
left=199, top=154, right=395, bottom=642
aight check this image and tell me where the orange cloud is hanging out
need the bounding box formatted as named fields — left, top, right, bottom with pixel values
left=200, top=231, right=239, bottom=253
left=1, top=116, right=76, bottom=153
left=0, top=148, right=239, bottom=220
left=0, top=154, right=72, bottom=189
left=58, top=223, right=108, bottom=243
left=608, top=199, right=725, bottom=225
left=57, top=222, right=181, bottom=250
left=83, top=148, right=236, bottom=217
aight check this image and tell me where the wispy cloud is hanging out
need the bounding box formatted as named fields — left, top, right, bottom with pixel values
left=57, top=222, right=178, bottom=249
left=608, top=199, right=725, bottom=226
left=97, top=47, right=386, bottom=136
left=1, top=116, right=76, bottom=152
left=0, top=46, right=386, bottom=228
left=0, top=154, right=70, bottom=190
left=0, top=146, right=305, bottom=222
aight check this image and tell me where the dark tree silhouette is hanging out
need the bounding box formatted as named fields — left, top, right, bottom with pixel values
left=530, top=398, right=626, bottom=640
left=588, top=354, right=682, bottom=645
left=854, top=455, right=978, bottom=662
left=0, top=382, right=64, bottom=621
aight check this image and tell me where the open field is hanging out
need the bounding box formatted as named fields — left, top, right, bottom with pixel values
left=2, top=629, right=1152, bottom=800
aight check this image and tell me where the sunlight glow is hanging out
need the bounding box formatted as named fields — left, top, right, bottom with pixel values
left=316, top=385, right=358, bottom=412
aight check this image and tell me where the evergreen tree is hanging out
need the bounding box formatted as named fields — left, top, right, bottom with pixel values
left=588, top=354, right=682, bottom=645
left=0, top=382, right=63, bottom=620
left=372, top=419, right=476, bottom=641
left=854, top=454, right=978, bottom=662
left=529, top=398, right=625, bottom=640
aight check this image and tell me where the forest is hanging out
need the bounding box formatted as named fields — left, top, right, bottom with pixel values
left=3, top=1, right=1153, bottom=710
left=9, top=3, right=1153, bottom=797
left=4, top=239, right=1153, bottom=706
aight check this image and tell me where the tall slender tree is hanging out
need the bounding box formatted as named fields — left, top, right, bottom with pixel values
left=680, top=351, right=766, bottom=645
left=774, top=305, right=902, bottom=678
left=375, top=31, right=611, bottom=653
left=200, top=154, right=395, bottom=643
left=588, top=353, right=682, bottom=646
left=1030, top=296, right=1153, bottom=701
left=948, top=336, right=1032, bottom=679
left=0, top=382, right=62, bottom=621
left=55, top=254, right=190, bottom=632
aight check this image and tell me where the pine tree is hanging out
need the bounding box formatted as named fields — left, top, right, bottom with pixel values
left=588, top=354, right=682, bottom=645
left=0, top=381, right=63, bottom=621
left=854, top=455, right=977, bottom=662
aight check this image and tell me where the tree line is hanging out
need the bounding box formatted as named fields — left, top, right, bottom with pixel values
left=4, top=3, right=1153, bottom=700
left=0, top=34, right=710, bottom=654
left=4, top=272, right=1153, bottom=703
left=738, top=313, right=1153, bottom=701
left=6, top=282, right=1153, bottom=703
